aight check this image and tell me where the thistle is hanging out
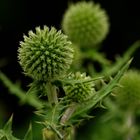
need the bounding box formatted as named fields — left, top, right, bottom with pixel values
left=64, top=72, right=95, bottom=103
left=18, top=26, right=74, bottom=81
left=62, top=1, right=109, bottom=47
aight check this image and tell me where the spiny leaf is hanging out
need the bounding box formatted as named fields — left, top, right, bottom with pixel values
left=38, top=103, right=63, bottom=126
left=0, top=71, right=25, bottom=99
left=23, top=124, right=32, bottom=140
left=0, top=130, right=5, bottom=139
left=0, top=115, right=20, bottom=140
left=70, top=59, right=132, bottom=120
left=3, top=115, right=13, bottom=133
left=35, top=100, right=67, bottom=139
left=53, top=76, right=103, bottom=86
left=82, top=49, right=110, bottom=66
left=103, top=41, right=140, bottom=76
left=0, top=71, right=43, bottom=109
left=24, top=90, right=43, bottom=109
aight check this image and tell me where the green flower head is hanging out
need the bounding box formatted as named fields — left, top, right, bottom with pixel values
left=62, top=1, right=109, bottom=47
left=64, top=72, right=95, bottom=103
left=18, top=26, right=74, bottom=81
left=115, top=70, right=140, bottom=109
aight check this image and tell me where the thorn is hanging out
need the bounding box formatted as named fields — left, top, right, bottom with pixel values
left=115, top=83, right=123, bottom=88
left=111, top=92, right=117, bottom=97
left=101, top=79, right=106, bottom=86
left=99, top=100, right=107, bottom=109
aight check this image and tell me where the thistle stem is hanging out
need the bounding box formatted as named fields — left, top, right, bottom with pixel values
left=46, top=82, right=58, bottom=105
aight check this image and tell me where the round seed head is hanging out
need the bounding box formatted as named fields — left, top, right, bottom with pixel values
left=115, top=70, right=140, bottom=109
left=62, top=1, right=109, bottom=47
left=71, top=44, right=83, bottom=70
left=64, top=72, right=95, bottom=103
left=18, top=26, right=74, bottom=81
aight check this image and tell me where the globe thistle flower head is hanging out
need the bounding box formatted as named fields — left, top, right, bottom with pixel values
left=62, top=1, right=109, bottom=47
left=71, top=44, right=83, bottom=70
left=115, top=70, right=140, bottom=109
left=18, top=26, right=74, bottom=81
left=64, top=72, right=95, bottom=103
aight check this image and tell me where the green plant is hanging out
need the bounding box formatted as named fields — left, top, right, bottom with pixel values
left=0, top=24, right=131, bottom=140
left=0, top=1, right=140, bottom=140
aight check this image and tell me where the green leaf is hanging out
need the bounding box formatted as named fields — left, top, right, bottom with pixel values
left=70, top=59, right=132, bottom=121
left=3, top=115, right=13, bottom=133
left=23, top=124, right=32, bottom=140
left=35, top=100, right=67, bottom=139
left=83, top=49, right=110, bottom=66
left=0, top=71, right=25, bottom=98
left=0, top=71, right=43, bottom=109
left=103, top=41, right=140, bottom=76
left=54, top=76, right=103, bottom=86
left=0, top=115, right=20, bottom=140
left=0, top=130, right=5, bottom=139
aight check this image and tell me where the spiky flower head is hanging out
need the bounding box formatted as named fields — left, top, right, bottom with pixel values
left=18, top=26, right=74, bottom=81
left=64, top=72, right=95, bottom=103
left=62, top=1, right=109, bottom=47
left=115, top=70, right=140, bottom=109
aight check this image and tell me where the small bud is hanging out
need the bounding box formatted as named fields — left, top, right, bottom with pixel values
left=64, top=72, right=95, bottom=103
